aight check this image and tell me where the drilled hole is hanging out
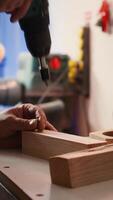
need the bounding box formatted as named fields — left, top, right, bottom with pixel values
left=3, top=166, right=10, bottom=169
left=103, top=131, right=113, bottom=137
left=36, top=194, right=44, bottom=197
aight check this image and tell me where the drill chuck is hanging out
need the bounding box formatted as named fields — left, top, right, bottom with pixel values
left=38, top=57, right=50, bottom=85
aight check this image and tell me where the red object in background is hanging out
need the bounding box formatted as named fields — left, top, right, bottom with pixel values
left=99, top=0, right=110, bottom=32
left=49, top=57, right=62, bottom=70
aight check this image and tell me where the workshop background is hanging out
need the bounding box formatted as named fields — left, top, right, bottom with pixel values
left=0, top=0, right=112, bottom=135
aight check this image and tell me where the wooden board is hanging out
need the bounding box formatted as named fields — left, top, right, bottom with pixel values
left=90, top=130, right=113, bottom=143
left=49, top=144, right=113, bottom=188
left=22, top=130, right=106, bottom=159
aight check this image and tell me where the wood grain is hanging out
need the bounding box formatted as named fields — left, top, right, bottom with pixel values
left=49, top=144, right=113, bottom=188
left=22, top=130, right=106, bottom=159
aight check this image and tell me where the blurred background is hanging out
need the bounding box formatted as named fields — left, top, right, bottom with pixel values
left=0, top=0, right=113, bottom=136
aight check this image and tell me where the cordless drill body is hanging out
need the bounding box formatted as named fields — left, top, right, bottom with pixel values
left=19, top=0, right=51, bottom=85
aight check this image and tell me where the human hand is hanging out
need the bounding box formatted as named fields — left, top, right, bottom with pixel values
left=0, top=103, right=57, bottom=139
left=0, top=0, right=32, bottom=22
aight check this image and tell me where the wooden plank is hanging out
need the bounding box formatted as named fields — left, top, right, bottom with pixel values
left=22, top=130, right=106, bottom=159
left=90, top=130, right=113, bottom=143
left=49, top=144, right=113, bottom=188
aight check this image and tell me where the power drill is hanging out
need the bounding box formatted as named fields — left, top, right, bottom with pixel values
left=19, top=0, right=51, bottom=85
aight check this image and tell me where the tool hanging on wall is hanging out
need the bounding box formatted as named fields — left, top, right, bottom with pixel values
left=96, top=0, right=111, bottom=33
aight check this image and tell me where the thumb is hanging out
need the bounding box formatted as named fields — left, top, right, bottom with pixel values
left=14, top=118, right=38, bottom=131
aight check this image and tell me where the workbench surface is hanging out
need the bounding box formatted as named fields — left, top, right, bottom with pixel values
left=0, top=150, right=113, bottom=200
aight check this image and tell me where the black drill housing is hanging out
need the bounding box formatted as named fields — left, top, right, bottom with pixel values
left=19, top=0, right=51, bottom=57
